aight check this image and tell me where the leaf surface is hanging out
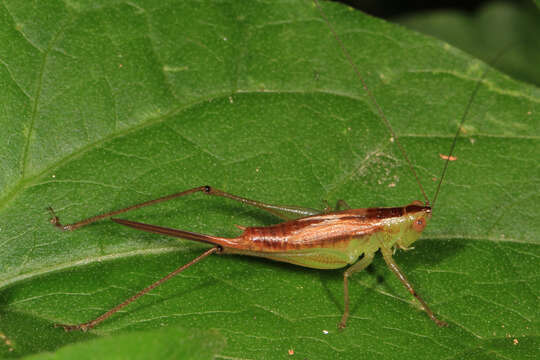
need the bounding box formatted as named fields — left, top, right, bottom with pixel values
left=397, top=1, right=540, bottom=86
left=0, top=0, right=538, bottom=358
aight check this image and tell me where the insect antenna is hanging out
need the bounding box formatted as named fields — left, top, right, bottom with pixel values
left=431, top=45, right=512, bottom=208
left=314, top=0, right=430, bottom=205
left=430, top=77, right=484, bottom=208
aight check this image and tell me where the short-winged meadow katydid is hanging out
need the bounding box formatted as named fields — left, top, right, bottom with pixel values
left=49, top=0, right=495, bottom=332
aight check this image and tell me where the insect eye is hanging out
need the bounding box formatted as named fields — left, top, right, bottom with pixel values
left=412, top=218, right=426, bottom=232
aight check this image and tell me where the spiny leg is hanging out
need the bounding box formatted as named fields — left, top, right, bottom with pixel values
left=380, top=246, right=447, bottom=327
left=55, top=247, right=219, bottom=332
left=49, top=185, right=320, bottom=231
left=339, top=252, right=374, bottom=329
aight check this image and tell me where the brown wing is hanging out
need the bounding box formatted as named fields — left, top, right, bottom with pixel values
left=233, top=210, right=383, bottom=252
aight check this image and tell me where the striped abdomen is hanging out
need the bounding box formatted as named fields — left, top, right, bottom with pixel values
left=232, top=211, right=379, bottom=252
left=112, top=203, right=430, bottom=270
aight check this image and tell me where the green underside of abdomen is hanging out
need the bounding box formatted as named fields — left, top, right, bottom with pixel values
left=223, top=247, right=356, bottom=270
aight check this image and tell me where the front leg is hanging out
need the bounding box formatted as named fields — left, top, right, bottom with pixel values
left=379, top=246, right=447, bottom=327
left=339, top=252, right=374, bottom=329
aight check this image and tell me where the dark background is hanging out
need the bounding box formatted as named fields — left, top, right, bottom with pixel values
left=331, top=0, right=540, bottom=86
left=334, top=0, right=529, bottom=19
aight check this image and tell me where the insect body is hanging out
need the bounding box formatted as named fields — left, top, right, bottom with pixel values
left=50, top=185, right=443, bottom=331
left=49, top=0, right=488, bottom=331
left=114, top=198, right=437, bottom=329
left=114, top=203, right=430, bottom=276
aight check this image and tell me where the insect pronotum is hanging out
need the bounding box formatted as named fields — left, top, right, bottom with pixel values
left=49, top=0, right=491, bottom=331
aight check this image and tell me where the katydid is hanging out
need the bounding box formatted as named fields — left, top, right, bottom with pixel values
left=49, top=0, right=489, bottom=332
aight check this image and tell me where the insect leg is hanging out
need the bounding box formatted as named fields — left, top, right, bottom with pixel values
left=49, top=185, right=319, bottom=231
left=339, top=252, right=375, bottom=329
left=55, top=246, right=219, bottom=332
left=49, top=186, right=211, bottom=231
left=335, top=199, right=351, bottom=210
left=111, top=218, right=224, bottom=247
left=322, top=199, right=350, bottom=213
left=379, top=246, right=447, bottom=327
left=205, top=187, right=320, bottom=220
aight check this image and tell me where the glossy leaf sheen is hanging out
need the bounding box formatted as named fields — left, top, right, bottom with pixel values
left=0, top=0, right=538, bottom=359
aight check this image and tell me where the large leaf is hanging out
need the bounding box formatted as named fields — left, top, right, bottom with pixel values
left=396, top=1, right=540, bottom=86
left=1, top=0, right=538, bottom=358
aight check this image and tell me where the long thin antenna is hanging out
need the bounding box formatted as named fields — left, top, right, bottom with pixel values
left=430, top=78, right=483, bottom=208
left=313, top=0, right=430, bottom=204
left=431, top=46, right=511, bottom=208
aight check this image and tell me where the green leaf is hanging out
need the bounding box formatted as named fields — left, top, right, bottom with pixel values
left=23, top=327, right=225, bottom=360
left=396, top=1, right=540, bottom=86
left=1, top=0, right=538, bottom=359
